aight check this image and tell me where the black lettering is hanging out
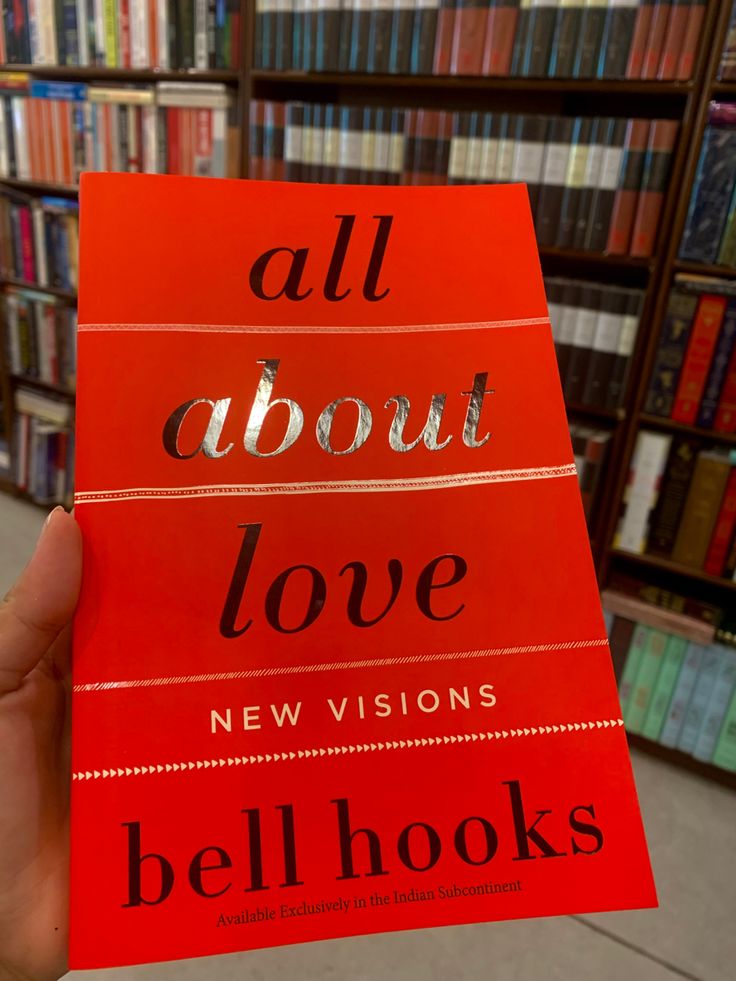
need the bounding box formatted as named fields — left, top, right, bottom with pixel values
left=415, top=554, right=467, bottom=622
left=250, top=246, right=312, bottom=301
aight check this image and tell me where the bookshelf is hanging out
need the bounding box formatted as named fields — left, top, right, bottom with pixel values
left=0, top=0, right=735, bottom=786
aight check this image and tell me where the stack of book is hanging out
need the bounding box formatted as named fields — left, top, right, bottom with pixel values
left=0, top=192, right=78, bottom=290
left=0, top=0, right=242, bottom=69
left=679, top=103, right=736, bottom=268
left=250, top=101, right=678, bottom=258
left=546, top=277, right=644, bottom=409
left=3, top=286, right=77, bottom=391
left=253, top=0, right=704, bottom=80
left=13, top=386, right=74, bottom=506
left=719, top=1, right=736, bottom=81
left=0, top=75, right=239, bottom=183
left=614, top=429, right=736, bottom=579
left=568, top=421, right=613, bottom=526
left=604, top=589, right=736, bottom=773
left=645, top=276, right=736, bottom=432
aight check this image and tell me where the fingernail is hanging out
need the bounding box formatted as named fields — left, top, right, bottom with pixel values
left=42, top=505, right=65, bottom=532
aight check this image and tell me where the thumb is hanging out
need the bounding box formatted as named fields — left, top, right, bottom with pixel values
left=0, top=507, right=82, bottom=696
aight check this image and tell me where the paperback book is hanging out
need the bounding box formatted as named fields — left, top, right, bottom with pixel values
left=71, top=174, right=655, bottom=967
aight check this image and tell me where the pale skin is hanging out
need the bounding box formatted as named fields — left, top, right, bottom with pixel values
left=0, top=508, right=82, bottom=981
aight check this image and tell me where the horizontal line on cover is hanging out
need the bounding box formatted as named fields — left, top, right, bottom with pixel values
left=74, top=463, right=578, bottom=504
left=71, top=719, right=625, bottom=781
left=73, top=639, right=609, bottom=692
left=76, top=317, right=550, bottom=334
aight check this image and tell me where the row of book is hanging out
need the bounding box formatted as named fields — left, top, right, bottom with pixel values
left=253, top=0, right=704, bottom=81
left=614, top=431, right=736, bottom=580
left=645, top=276, right=736, bottom=433
left=719, top=1, right=736, bottom=81
left=547, top=278, right=644, bottom=410
left=0, top=76, right=238, bottom=183
left=569, top=422, right=612, bottom=527
left=1, top=0, right=242, bottom=69
left=3, top=287, right=77, bottom=391
left=604, top=592, right=736, bottom=773
left=679, top=103, right=736, bottom=268
left=250, top=101, right=678, bottom=258
left=0, top=193, right=78, bottom=290
left=12, top=387, right=74, bottom=506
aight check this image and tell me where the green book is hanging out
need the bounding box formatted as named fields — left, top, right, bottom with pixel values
left=712, top=687, right=736, bottom=772
left=718, top=182, right=736, bottom=268
left=618, top=624, right=650, bottom=715
left=625, top=628, right=668, bottom=734
left=641, top=635, right=688, bottom=742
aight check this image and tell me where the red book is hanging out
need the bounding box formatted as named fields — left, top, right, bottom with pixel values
left=641, top=1, right=672, bottom=79
left=70, top=174, right=657, bottom=968
left=714, top=342, right=736, bottom=433
left=433, top=0, right=458, bottom=74
left=481, top=2, right=519, bottom=76
left=672, top=295, right=728, bottom=424
left=704, top=466, right=736, bottom=577
left=629, top=119, right=679, bottom=257
left=18, top=205, right=34, bottom=281
left=657, top=0, right=691, bottom=79
left=606, top=119, right=650, bottom=255
left=119, top=0, right=132, bottom=68
left=626, top=0, right=656, bottom=77
left=450, top=0, right=488, bottom=75
left=675, top=0, right=705, bottom=80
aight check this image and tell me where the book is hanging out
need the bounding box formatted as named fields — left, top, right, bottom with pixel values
left=671, top=451, right=732, bottom=568
left=629, top=118, right=678, bottom=257
left=641, top=634, right=688, bottom=742
left=718, top=0, right=736, bottom=81
left=69, top=173, right=656, bottom=968
left=659, top=642, right=705, bottom=748
left=711, top=686, right=736, bottom=771
left=601, top=590, right=715, bottom=644
left=618, top=623, right=649, bottom=713
left=671, top=295, right=727, bottom=426
left=692, top=648, right=736, bottom=762
left=676, top=0, right=705, bottom=80
left=608, top=615, right=636, bottom=683
left=606, top=118, right=649, bottom=255
left=605, top=288, right=643, bottom=410
left=614, top=430, right=672, bottom=553
left=625, top=628, right=668, bottom=733
left=644, top=436, right=698, bottom=559
left=643, top=290, right=698, bottom=417
left=678, top=646, right=727, bottom=754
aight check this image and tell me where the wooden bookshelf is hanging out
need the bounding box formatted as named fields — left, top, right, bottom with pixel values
left=10, top=375, right=75, bottom=399
left=673, top=259, right=736, bottom=278
left=0, top=177, right=78, bottom=196
left=1, top=277, right=76, bottom=301
left=638, top=413, right=736, bottom=445
left=611, top=550, right=736, bottom=593
left=2, top=65, right=240, bottom=84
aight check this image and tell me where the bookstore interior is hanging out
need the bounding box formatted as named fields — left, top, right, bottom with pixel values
left=0, top=1, right=735, bottom=795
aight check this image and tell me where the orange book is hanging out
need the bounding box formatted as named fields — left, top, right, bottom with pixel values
left=70, top=175, right=656, bottom=969
left=672, top=295, right=728, bottom=425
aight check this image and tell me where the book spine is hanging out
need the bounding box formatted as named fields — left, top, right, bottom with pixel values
left=672, top=295, right=727, bottom=425
left=703, top=466, right=736, bottom=578
left=657, top=0, right=690, bottom=80
left=605, top=288, right=643, bottom=409
left=606, top=117, right=649, bottom=255
left=522, top=0, right=558, bottom=77
left=571, top=115, right=608, bottom=248
left=600, top=0, right=639, bottom=78
left=625, top=627, right=668, bottom=734
left=450, top=0, right=489, bottom=75
left=367, top=0, right=394, bottom=73
left=549, top=0, right=582, bottom=77
left=714, top=339, right=736, bottom=434
left=574, top=0, right=608, bottom=78
left=680, top=123, right=736, bottom=265
left=510, top=113, right=547, bottom=216
left=693, top=649, right=736, bottom=761
left=629, top=118, right=678, bottom=258
left=481, top=0, right=520, bottom=75
left=608, top=615, right=636, bottom=683
left=640, top=0, right=670, bottom=79
left=712, top=685, right=736, bottom=771
left=644, top=290, right=698, bottom=416
left=672, top=453, right=732, bottom=568
left=659, top=642, right=704, bottom=748
left=433, top=0, right=457, bottom=74
left=534, top=115, right=573, bottom=247
left=626, top=0, right=655, bottom=77
left=645, top=436, right=698, bottom=557
left=585, top=116, right=628, bottom=252
left=553, top=280, right=581, bottom=380
left=613, top=429, right=672, bottom=553
left=581, top=286, right=628, bottom=407
left=675, top=0, right=704, bottom=80
left=697, top=300, right=736, bottom=429
left=388, top=0, right=414, bottom=73
left=556, top=116, right=593, bottom=247
left=618, top=623, right=650, bottom=712
left=642, top=635, right=688, bottom=741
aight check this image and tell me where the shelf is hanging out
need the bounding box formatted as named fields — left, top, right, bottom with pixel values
left=639, top=413, right=736, bottom=445
left=711, top=81, right=736, bottom=95
left=10, top=374, right=76, bottom=399
left=673, top=259, right=736, bottom=279
left=610, top=548, right=736, bottom=591
left=0, top=65, right=240, bottom=84
left=252, top=70, right=694, bottom=97
left=1, top=276, right=76, bottom=301
left=566, top=402, right=625, bottom=423
left=628, top=733, right=736, bottom=789
left=0, top=177, right=78, bottom=196
left=539, top=246, right=653, bottom=276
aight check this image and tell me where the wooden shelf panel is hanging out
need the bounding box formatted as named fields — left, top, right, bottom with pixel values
left=628, top=733, right=736, bottom=790
left=639, top=412, right=736, bottom=444
left=539, top=246, right=653, bottom=272
left=1, top=276, right=77, bottom=301
left=0, top=65, right=240, bottom=84
left=566, top=402, right=625, bottom=423
left=673, top=259, right=736, bottom=278
left=252, top=70, right=694, bottom=97
left=711, top=81, right=736, bottom=95
left=0, top=177, right=78, bottom=196
left=610, top=548, right=736, bottom=591
left=10, top=374, right=76, bottom=399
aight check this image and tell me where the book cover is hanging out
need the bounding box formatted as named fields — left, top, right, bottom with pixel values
left=643, top=290, right=697, bottom=417
left=641, top=634, right=688, bottom=742
left=697, top=299, right=736, bottom=429
left=605, top=288, right=642, bottom=410
left=714, top=338, right=736, bottom=433
left=692, top=648, right=736, bottom=762
left=675, top=0, right=704, bottom=80
left=712, top=686, right=736, bottom=771
left=629, top=118, right=678, bottom=258
left=659, top=641, right=705, bottom=748
left=549, top=0, right=583, bottom=78
left=606, top=117, right=649, bottom=255
left=678, top=646, right=727, bottom=754
left=704, top=464, right=736, bottom=577
left=671, top=451, right=732, bottom=569
left=625, top=628, right=668, bottom=733
left=645, top=436, right=698, bottom=559
left=656, top=0, right=690, bottom=80
left=618, top=625, right=650, bottom=713
left=608, top=615, right=636, bottom=683
left=599, top=0, right=639, bottom=78
left=671, top=294, right=727, bottom=425
left=614, top=430, right=672, bottom=553
left=70, top=174, right=656, bottom=968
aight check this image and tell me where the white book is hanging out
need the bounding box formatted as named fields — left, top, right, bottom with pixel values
left=195, top=0, right=209, bottom=69
left=131, top=0, right=150, bottom=68
left=142, top=104, right=158, bottom=173
left=614, top=431, right=673, bottom=553
left=157, top=0, right=169, bottom=68
left=77, top=0, right=90, bottom=64
left=31, top=202, right=49, bottom=286
left=12, top=97, right=31, bottom=180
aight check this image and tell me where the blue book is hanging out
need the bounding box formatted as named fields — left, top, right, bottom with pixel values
left=697, top=300, right=736, bottom=429
left=643, top=291, right=698, bottom=417
left=693, top=648, right=736, bottom=761
left=680, top=106, right=736, bottom=264
left=29, top=81, right=88, bottom=103
left=660, top=642, right=705, bottom=748
left=677, top=646, right=723, bottom=755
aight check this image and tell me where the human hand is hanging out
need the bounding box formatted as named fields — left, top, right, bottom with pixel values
left=0, top=508, right=82, bottom=981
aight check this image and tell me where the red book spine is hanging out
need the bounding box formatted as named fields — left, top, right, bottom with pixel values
left=714, top=343, right=736, bottom=433
left=629, top=119, right=678, bottom=257
left=641, top=1, right=671, bottom=79
left=149, top=0, right=158, bottom=67
left=167, top=107, right=179, bottom=175
left=704, top=466, right=736, bottom=576
left=450, top=3, right=488, bottom=76
left=120, top=0, right=132, bottom=68
left=19, top=205, right=34, bottom=281
left=675, top=1, right=705, bottom=80
left=606, top=119, right=650, bottom=255
left=626, top=2, right=656, bottom=77
left=657, top=0, right=691, bottom=79
left=481, top=5, right=519, bottom=76
left=672, top=295, right=728, bottom=425
left=433, top=0, right=457, bottom=75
